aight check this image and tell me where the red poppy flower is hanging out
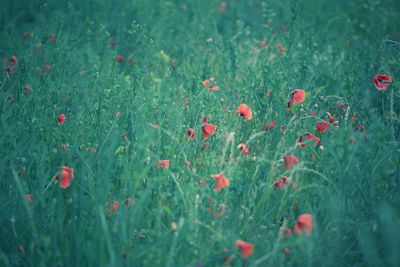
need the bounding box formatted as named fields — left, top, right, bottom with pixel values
left=284, top=155, right=299, bottom=170
left=264, top=121, right=276, bottom=131
left=316, top=120, right=330, bottom=133
left=11, top=55, right=17, bottom=65
left=116, top=55, right=124, bottom=62
left=260, top=39, right=268, bottom=48
left=212, top=173, right=230, bottom=191
left=187, top=128, right=196, bottom=139
left=373, top=74, right=392, bottom=90
left=208, top=85, right=219, bottom=91
left=274, top=176, right=289, bottom=190
left=276, top=42, right=285, bottom=55
left=57, top=166, right=75, bottom=189
left=26, top=194, right=33, bottom=203
left=49, top=34, right=56, bottom=43
left=297, top=135, right=307, bottom=149
left=218, top=1, right=227, bottom=12
left=291, top=89, right=305, bottom=104
left=294, top=213, right=313, bottom=234
left=236, top=104, right=253, bottom=120
left=58, top=113, right=66, bottom=124
left=235, top=240, right=254, bottom=258
left=304, top=133, right=320, bottom=146
left=237, top=143, right=250, bottom=156
left=202, top=123, right=217, bottom=138
left=280, top=227, right=293, bottom=239
left=23, top=85, right=30, bottom=91
left=156, top=160, right=170, bottom=169
left=6, top=67, right=14, bottom=75
left=113, top=200, right=119, bottom=212
left=202, top=80, right=210, bottom=86
left=327, top=112, right=337, bottom=123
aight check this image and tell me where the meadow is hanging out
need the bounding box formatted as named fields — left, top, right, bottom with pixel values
left=0, top=0, right=399, bottom=266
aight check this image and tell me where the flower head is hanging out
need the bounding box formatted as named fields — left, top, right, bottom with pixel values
left=58, top=113, right=66, bottom=124
left=316, top=120, right=330, bottom=133
left=57, top=166, right=75, bottom=189
left=373, top=74, right=392, bottom=90
left=156, top=160, right=170, bottom=169
left=295, top=213, right=313, bottom=234
left=237, top=143, right=250, bottom=156
left=235, top=240, right=254, bottom=258
left=236, top=104, right=253, bottom=120
left=187, top=128, right=196, bottom=139
left=284, top=155, right=299, bottom=170
left=291, top=89, right=305, bottom=104
left=212, top=173, right=230, bottom=191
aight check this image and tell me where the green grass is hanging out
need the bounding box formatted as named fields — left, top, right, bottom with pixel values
left=1, top=0, right=400, bottom=266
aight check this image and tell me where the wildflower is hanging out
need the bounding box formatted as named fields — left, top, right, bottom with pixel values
left=284, top=155, right=299, bottom=170
left=280, top=227, right=293, bottom=239
left=26, top=194, right=33, bottom=203
left=219, top=2, right=227, bottom=12
left=297, top=135, right=307, bottom=149
left=6, top=67, right=14, bottom=75
left=202, top=80, right=210, bottom=86
left=373, top=74, right=392, bottom=90
left=235, top=240, right=254, bottom=258
left=56, top=166, right=75, bottom=189
left=23, top=85, right=30, bottom=91
left=156, top=160, right=170, bottom=169
left=260, top=39, right=268, bottom=48
left=49, top=34, right=56, bottom=43
left=116, top=55, right=124, bottom=62
left=202, top=123, right=216, bottom=138
left=290, top=89, right=305, bottom=104
left=327, top=112, right=337, bottom=123
left=208, top=85, right=219, bottom=91
left=11, top=55, right=17, bottom=65
left=58, top=113, right=66, bottom=124
left=294, top=213, right=313, bottom=234
left=304, top=133, right=320, bottom=146
left=274, top=176, right=289, bottom=190
left=237, top=143, right=250, bottom=156
left=276, top=42, right=285, bottom=54
left=263, top=121, right=276, bottom=131
left=187, top=128, right=196, bottom=139
left=212, top=173, right=230, bottom=191
left=214, top=203, right=225, bottom=217
left=113, top=201, right=119, bottom=212
left=316, top=120, right=330, bottom=133
left=236, top=104, right=253, bottom=120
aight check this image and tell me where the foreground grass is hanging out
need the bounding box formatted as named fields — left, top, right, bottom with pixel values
left=1, top=0, right=400, bottom=266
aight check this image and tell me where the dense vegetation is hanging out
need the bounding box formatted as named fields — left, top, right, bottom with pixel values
left=1, top=0, right=399, bottom=266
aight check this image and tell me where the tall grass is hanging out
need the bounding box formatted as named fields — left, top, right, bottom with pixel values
left=1, top=0, right=399, bottom=266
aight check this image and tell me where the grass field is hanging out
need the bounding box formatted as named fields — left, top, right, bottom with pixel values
left=1, top=0, right=400, bottom=266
